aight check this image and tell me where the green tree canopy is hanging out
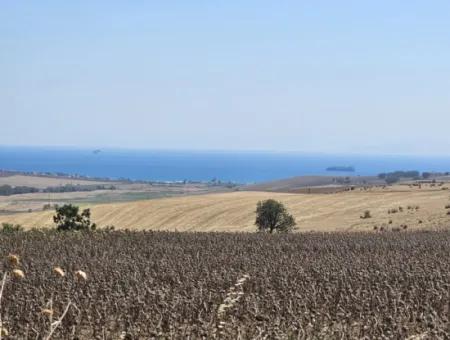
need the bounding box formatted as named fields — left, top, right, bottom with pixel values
left=255, top=199, right=296, bottom=233
left=53, top=204, right=96, bottom=231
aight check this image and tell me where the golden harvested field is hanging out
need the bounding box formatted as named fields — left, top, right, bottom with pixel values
left=2, top=186, right=450, bottom=232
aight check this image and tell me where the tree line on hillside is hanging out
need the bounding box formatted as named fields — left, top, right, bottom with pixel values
left=0, top=185, right=39, bottom=196
left=376, top=170, right=446, bottom=184
left=377, top=170, right=450, bottom=185
left=378, top=171, right=420, bottom=184
left=43, top=184, right=116, bottom=193
left=0, top=184, right=116, bottom=196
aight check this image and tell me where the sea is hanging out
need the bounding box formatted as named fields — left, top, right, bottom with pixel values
left=1, top=146, right=450, bottom=184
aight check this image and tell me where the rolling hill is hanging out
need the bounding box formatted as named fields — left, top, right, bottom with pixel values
left=1, top=187, right=449, bottom=232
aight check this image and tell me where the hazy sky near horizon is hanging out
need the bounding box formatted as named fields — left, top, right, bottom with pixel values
left=2, top=1, right=450, bottom=155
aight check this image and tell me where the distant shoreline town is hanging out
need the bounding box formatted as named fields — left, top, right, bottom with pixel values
left=0, top=169, right=240, bottom=189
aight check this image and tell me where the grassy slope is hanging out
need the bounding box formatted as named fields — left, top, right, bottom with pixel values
left=1, top=188, right=449, bottom=232
left=245, top=175, right=385, bottom=192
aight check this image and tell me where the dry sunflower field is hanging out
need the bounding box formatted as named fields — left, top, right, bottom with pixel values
left=1, top=230, right=450, bottom=339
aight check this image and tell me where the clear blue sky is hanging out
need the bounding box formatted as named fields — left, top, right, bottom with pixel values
left=2, top=1, right=450, bottom=154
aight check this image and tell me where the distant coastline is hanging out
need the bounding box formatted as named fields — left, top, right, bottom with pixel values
left=2, top=146, right=450, bottom=183
left=0, top=169, right=238, bottom=186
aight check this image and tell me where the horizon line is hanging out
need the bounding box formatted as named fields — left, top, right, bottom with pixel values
left=1, top=143, right=450, bottom=158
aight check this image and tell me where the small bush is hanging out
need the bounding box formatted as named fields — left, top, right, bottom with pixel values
left=360, top=210, right=372, bottom=219
left=1, top=223, right=23, bottom=233
left=43, top=203, right=58, bottom=211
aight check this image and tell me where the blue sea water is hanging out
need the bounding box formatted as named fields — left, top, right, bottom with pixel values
left=1, top=146, right=450, bottom=184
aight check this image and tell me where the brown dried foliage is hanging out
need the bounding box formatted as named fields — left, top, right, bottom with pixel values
left=0, top=230, right=449, bottom=339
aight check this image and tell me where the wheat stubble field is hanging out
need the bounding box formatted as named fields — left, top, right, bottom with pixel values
left=2, top=185, right=450, bottom=232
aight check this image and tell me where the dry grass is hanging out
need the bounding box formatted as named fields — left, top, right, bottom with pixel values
left=1, top=188, right=450, bottom=232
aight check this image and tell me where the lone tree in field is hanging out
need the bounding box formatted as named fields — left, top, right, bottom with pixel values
left=53, top=204, right=96, bottom=231
left=255, top=199, right=296, bottom=233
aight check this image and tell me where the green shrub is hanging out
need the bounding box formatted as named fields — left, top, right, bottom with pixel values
left=1, top=223, right=24, bottom=232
